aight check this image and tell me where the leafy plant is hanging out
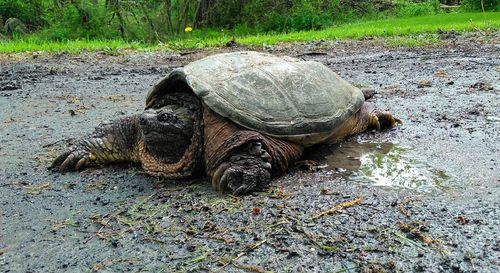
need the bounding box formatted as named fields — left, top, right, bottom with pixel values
left=460, top=0, right=499, bottom=11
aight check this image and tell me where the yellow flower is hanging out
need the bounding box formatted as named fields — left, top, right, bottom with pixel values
left=184, top=26, right=193, bottom=33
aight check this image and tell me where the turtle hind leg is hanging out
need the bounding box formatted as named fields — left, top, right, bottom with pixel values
left=362, top=89, right=375, bottom=100
left=369, top=109, right=403, bottom=131
left=359, top=102, right=402, bottom=133
left=325, top=102, right=402, bottom=143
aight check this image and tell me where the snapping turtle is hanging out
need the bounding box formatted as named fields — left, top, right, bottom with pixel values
left=51, top=51, right=401, bottom=195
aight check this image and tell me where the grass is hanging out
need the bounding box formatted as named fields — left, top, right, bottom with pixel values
left=0, top=39, right=153, bottom=54
left=0, top=12, right=498, bottom=53
left=237, top=12, right=499, bottom=46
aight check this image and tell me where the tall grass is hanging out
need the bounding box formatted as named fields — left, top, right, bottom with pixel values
left=0, top=12, right=498, bottom=53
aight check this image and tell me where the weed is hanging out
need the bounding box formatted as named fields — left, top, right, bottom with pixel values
left=52, top=218, right=79, bottom=232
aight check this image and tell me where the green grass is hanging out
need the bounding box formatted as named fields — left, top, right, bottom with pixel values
left=236, top=12, right=499, bottom=46
left=0, top=39, right=154, bottom=54
left=0, top=12, right=498, bottom=53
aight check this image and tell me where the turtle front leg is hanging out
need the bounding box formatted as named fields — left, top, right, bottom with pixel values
left=51, top=116, right=140, bottom=171
left=203, top=108, right=304, bottom=195
left=212, top=142, right=272, bottom=195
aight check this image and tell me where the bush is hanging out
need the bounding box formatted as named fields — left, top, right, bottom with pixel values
left=40, top=2, right=119, bottom=41
left=395, top=0, right=441, bottom=17
left=1, top=0, right=495, bottom=41
left=4, top=17, right=27, bottom=35
left=288, top=1, right=333, bottom=31
left=460, top=0, right=499, bottom=11
left=0, top=0, right=44, bottom=29
left=241, top=0, right=338, bottom=32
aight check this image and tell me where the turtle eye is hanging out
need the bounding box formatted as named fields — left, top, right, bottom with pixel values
left=159, top=112, right=175, bottom=122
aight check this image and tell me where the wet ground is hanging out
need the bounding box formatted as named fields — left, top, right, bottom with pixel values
left=1, top=32, right=499, bottom=272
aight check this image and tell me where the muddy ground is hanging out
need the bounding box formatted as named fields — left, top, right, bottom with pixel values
left=0, top=32, right=499, bottom=273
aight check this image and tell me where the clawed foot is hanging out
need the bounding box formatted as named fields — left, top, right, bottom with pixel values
left=50, top=137, right=111, bottom=171
left=369, top=109, right=402, bottom=131
left=50, top=146, right=96, bottom=171
left=212, top=142, right=272, bottom=195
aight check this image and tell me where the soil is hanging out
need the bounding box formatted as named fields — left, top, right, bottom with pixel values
left=1, top=32, right=499, bottom=273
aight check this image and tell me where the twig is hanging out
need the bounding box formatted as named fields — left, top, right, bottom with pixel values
left=180, top=51, right=196, bottom=56
left=24, top=182, right=50, bottom=195
left=245, top=239, right=267, bottom=253
left=213, top=240, right=267, bottom=272
left=267, top=220, right=289, bottom=229
left=298, top=226, right=338, bottom=252
left=399, top=222, right=436, bottom=245
left=311, top=196, right=363, bottom=220
left=42, top=138, right=74, bottom=148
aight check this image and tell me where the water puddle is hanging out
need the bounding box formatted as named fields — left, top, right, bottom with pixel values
left=311, top=141, right=450, bottom=193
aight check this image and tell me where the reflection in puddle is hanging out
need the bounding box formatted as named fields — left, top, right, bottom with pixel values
left=318, top=141, right=449, bottom=192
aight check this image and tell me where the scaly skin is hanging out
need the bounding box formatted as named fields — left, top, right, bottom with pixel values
left=325, top=102, right=402, bottom=143
left=52, top=103, right=204, bottom=179
left=202, top=108, right=303, bottom=195
left=51, top=116, right=141, bottom=171
left=211, top=142, right=272, bottom=195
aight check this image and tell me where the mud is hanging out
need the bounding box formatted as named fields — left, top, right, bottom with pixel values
left=1, top=33, right=499, bottom=272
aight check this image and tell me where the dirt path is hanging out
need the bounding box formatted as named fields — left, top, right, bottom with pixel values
left=1, top=33, right=499, bottom=272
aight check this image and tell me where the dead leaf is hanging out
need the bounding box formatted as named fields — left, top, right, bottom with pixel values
left=417, top=80, right=431, bottom=88
left=433, top=71, right=448, bottom=77
left=456, top=215, right=469, bottom=225
left=24, top=182, right=50, bottom=195
left=311, top=196, right=363, bottom=220
left=252, top=207, right=261, bottom=215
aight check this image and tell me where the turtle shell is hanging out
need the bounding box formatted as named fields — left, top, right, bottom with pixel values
left=146, top=51, right=365, bottom=145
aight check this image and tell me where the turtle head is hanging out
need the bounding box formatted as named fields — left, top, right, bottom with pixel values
left=139, top=106, right=194, bottom=163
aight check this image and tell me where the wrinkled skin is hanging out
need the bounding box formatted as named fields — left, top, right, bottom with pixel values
left=140, top=105, right=195, bottom=163
left=51, top=115, right=141, bottom=171
left=51, top=94, right=276, bottom=195
left=51, top=105, right=194, bottom=171
left=212, top=142, right=272, bottom=195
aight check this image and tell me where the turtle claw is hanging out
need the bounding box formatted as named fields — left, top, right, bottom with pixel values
left=217, top=163, right=271, bottom=195
left=371, top=110, right=402, bottom=131
left=212, top=141, right=272, bottom=195
left=233, top=183, right=255, bottom=196
left=50, top=151, right=71, bottom=170
left=75, top=156, right=90, bottom=170
left=52, top=148, right=93, bottom=171
left=61, top=151, right=82, bottom=171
